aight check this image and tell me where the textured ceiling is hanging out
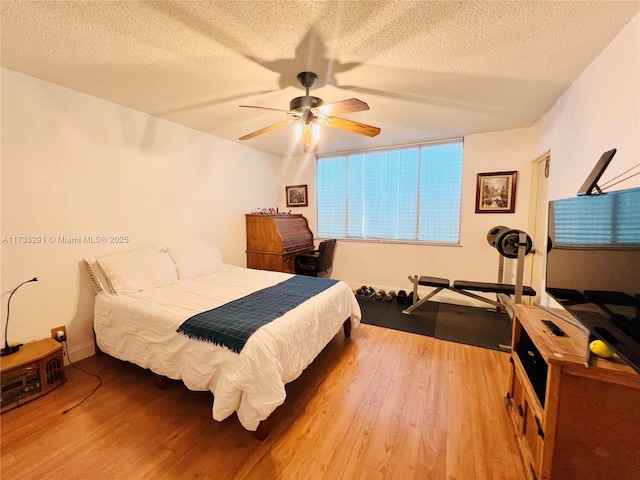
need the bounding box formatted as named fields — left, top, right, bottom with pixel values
left=2, top=1, right=639, bottom=157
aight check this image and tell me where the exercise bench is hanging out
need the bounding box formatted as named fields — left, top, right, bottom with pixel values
left=402, top=275, right=536, bottom=315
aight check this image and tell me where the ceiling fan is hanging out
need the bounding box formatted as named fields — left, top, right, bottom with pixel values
left=238, top=71, right=381, bottom=153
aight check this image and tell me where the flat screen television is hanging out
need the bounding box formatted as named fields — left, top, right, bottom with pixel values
left=546, top=187, right=640, bottom=374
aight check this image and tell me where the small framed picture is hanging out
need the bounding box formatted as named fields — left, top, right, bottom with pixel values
left=285, top=184, right=308, bottom=207
left=476, top=171, right=518, bottom=213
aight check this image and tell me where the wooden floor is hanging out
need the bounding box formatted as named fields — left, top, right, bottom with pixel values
left=1, top=324, right=526, bottom=479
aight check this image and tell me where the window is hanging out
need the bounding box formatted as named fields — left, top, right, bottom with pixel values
left=316, top=139, right=463, bottom=244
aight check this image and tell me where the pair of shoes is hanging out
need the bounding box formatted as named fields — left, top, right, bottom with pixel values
left=385, top=290, right=396, bottom=302
left=396, top=290, right=408, bottom=304
left=375, top=289, right=386, bottom=301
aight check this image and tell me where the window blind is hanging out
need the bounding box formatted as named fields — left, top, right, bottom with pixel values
left=553, top=188, right=640, bottom=246
left=316, top=140, right=463, bottom=243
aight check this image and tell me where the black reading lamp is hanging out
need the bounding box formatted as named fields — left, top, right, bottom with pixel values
left=1, top=277, right=38, bottom=356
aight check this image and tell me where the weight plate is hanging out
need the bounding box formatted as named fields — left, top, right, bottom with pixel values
left=496, top=229, right=533, bottom=258
left=486, top=225, right=510, bottom=247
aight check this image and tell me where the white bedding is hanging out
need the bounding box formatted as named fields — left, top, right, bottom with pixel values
left=93, top=265, right=361, bottom=431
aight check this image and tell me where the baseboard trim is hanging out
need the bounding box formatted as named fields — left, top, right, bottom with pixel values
left=65, top=340, right=95, bottom=364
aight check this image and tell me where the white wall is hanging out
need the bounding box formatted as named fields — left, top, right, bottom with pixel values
left=1, top=68, right=281, bottom=360
left=536, top=13, right=640, bottom=199
left=281, top=128, right=538, bottom=306
left=535, top=13, right=639, bottom=307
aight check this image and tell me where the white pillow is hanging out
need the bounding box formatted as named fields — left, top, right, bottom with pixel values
left=83, top=257, right=115, bottom=295
left=96, top=246, right=178, bottom=295
left=167, top=242, right=225, bottom=279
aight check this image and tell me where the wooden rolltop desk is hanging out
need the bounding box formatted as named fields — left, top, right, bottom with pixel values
left=246, top=214, right=314, bottom=273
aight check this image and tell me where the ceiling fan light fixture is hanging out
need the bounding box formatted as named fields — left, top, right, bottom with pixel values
left=239, top=71, right=380, bottom=151
left=302, top=126, right=318, bottom=154
left=294, top=122, right=320, bottom=148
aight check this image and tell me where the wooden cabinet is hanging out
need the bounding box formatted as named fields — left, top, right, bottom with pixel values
left=245, top=214, right=314, bottom=273
left=506, top=305, right=640, bottom=480
left=1, top=338, right=66, bottom=412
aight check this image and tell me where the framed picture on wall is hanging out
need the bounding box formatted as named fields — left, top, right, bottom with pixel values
left=286, top=184, right=308, bottom=207
left=475, top=171, right=518, bottom=213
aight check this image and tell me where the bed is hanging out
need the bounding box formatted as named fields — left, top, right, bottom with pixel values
left=85, top=242, right=361, bottom=439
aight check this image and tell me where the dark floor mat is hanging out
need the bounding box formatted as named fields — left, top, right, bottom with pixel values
left=357, top=296, right=438, bottom=337
left=434, top=303, right=512, bottom=351
left=357, top=296, right=512, bottom=351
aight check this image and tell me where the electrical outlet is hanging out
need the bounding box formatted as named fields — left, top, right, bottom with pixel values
left=51, top=325, right=67, bottom=342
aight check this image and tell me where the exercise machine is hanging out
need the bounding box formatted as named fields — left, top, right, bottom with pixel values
left=403, top=227, right=536, bottom=315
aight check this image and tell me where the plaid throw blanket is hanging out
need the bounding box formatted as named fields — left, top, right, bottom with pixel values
left=177, top=275, right=339, bottom=354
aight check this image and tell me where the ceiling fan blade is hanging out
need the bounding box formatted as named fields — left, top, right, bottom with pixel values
left=239, top=105, right=290, bottom=113
left=239, top=120, right=293, bottom=140
left=314, top=98, right=370, bottom=116
left=323, top=116, right=381, bottom=137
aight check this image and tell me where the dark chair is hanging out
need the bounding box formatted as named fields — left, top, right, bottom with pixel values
left=295, top=239, right=337, bottom=277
